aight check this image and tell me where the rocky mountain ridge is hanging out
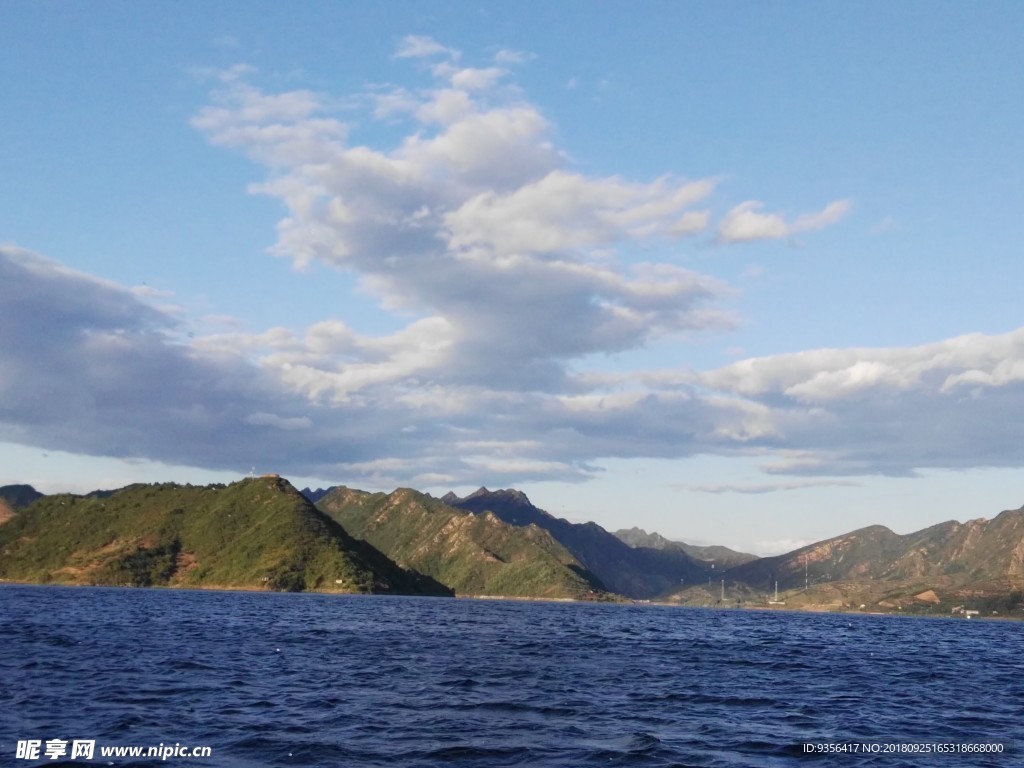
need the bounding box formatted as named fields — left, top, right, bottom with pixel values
left=314, top=486, right=610, bottom=600
left=444, top=487, right=713, bottom=599
left=4, top=480, right=1023, bottom=614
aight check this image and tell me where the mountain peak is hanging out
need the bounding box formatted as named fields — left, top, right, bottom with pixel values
left=499, top=488, right=531, bottom=504
left=467, top=487, right=531, bottom=504
left=0, top=484, right=44, bottom=509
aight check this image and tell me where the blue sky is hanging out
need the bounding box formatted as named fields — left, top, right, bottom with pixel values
left=3, top=2, right=1024, bottom=555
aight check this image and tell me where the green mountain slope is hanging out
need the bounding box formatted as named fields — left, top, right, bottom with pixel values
left=315, top=486, right=609, bottom=599
left=447, top=488, right=712, bottom=599
left=0, top=477, right=451, bottom=595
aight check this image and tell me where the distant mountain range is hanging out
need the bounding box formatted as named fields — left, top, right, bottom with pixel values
left=2, top=480, right=1023, bottom=615
left=696, top=511, right=1024, bottom=613
left=444, top=488, right=712, bottom=598
left=612, top=526, right=758, bottom=569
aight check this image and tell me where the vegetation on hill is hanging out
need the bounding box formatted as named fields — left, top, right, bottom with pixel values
left=315, top=486, right=610, bottom=599
left=0, top=477, right=451, bottom=595
left=723, top=509, right=1024, bottom=591
left=447, top=488, right=712, bottom=599
left=4, top=473, right=1023, bottom=613
left=668, top=508, right=1024, bottom=616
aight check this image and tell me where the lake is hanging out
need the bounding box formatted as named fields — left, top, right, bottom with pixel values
left=1, top=585, right=1020, bottom=766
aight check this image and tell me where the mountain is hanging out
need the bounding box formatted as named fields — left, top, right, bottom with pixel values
left=613, top=526, right=758, bottom=568
left=724, top=509, right=1024, bottom=590
left=6, top=473, right=1022, bottom=612
left=300, top=487, right=333, bottom=504
left=0, top=483, right=44, bottom=508
left=0, top=483, right=44, bottom=524
left=315, top=486, right=609, bottom=599
left=446, top=488, right=711, bottom=599
left=660, top=506, right=1024, bottom=613
left=0, top=477, right=451, bottom=596
left=613, top=526, right=677, bottom=550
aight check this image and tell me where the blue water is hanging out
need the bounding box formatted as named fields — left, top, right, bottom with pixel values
left=1, top=586, right=1021, bottom=767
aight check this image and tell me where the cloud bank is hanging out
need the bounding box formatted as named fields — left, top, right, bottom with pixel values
left=5, top=237, right=1024, bottom=488
left=4, top=39, right=1017, bottom=490
left=718, top=199, right=851, bottom=243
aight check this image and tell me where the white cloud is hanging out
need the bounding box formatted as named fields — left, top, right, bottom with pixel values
left=372, top=87, right=420, bottom=119
left=0, top=246, right=466, bottom=485
left=445, top=171, right=714, bottom=257
left=12, top=45, right=1021, bottom=495
left=9, top=241, right=1024, bottom=488
left=190, top=59, right=733, bottom=399
left=394, top=35, right=458, bottom=60
left=718, top=199, right=851, bottom=243
left=695, top=328, right=1024, bottom=476
left=414, top=88, right=474, bottom=124
left=670, top=210, right=711, bottom=236
left=179, top=56, right=1024, bottom=484
left=191, top=81, right=346, bottom=168
left=687, top=479, right=861, bottom=494
left=462, top=455, right=581, bottom=477
left=702, top=329, right=1024, bottom=402
left=940, top=356, right=1024, bottom=392
left=717, top=201, right=788, bottom=242
left=748, top=538, right=817, bottom=557
left=449, top=67, right=505, bottom=91
left=494, top=49, right=535, bottom=65
left=792, top=199, right=852, bottom=232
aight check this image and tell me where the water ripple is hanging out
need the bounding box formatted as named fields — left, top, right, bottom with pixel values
left=1, top=587, right=1021, bottom=767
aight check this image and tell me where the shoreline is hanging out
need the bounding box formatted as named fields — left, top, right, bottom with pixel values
left=3, top=580, right=1021, bottom=620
